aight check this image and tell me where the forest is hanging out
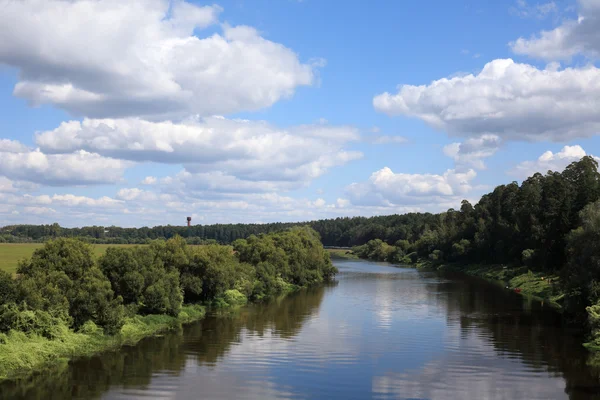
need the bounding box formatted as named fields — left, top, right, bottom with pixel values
left=0, top=226, right=336, bottom=378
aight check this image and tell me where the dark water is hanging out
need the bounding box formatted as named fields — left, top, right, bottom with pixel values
left=3, top=260, right=600, bottom=399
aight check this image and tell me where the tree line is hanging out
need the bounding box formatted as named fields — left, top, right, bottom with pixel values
left=0, top=215, right=439, bottom=247
left=0, top=227, right=337, bottom=336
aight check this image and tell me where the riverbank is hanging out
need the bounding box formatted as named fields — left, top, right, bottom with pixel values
left=0, top=227, right=337, bottom=381
left=326, top=248, right=358, bottom=260
left=414, top=261, right=564, bottom=307
left=0, top=304, right=206, bottom=381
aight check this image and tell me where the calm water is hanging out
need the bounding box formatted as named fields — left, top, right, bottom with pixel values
left=3, top=260, right=600, bottom=399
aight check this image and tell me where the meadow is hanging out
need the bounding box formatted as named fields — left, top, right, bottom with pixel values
left=0, top=243, right=137, bottom=275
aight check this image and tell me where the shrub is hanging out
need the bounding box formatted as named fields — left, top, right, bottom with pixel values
left=0, top=303, right=68, bottom=339
left=223, top=290, right=247, bottom=306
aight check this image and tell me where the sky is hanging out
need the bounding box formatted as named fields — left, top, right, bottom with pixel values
left=1, top=0, right=600, bottom=228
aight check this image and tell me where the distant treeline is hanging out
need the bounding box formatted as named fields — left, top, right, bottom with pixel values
left=0, top=214, right=440, bottom=247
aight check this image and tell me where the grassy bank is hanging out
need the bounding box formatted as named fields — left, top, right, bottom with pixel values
left=415, top=261, right=563, bottom=307
left=0, top=304, right=206, bottom=381
left=326, top=248, right=358, bottom=260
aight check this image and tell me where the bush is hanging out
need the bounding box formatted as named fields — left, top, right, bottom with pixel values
left=0, top=303, right=68, bottom=339
left=223, top=290, right=247, bottom=306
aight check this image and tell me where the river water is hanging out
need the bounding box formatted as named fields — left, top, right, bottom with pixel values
left=3, top=259, right=600, bottom=399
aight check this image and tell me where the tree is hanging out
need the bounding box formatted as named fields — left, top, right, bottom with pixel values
left=563, top=200, right=600, bottom=320
left=16, top=239, right=124, bottom=333
left=0, top=271, right=16, bottom=304
left=99, top=242, right=183, bottom=316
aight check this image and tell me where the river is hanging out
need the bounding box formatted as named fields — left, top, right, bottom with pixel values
left=3, top=259, right=600, bottom=399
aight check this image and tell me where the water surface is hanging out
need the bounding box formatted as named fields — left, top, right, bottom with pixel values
left=3, top=260, right=600, bottom=399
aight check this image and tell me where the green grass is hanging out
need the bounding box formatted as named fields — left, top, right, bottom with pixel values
left=326, top=248, right=358, bottom=260
left=0, top=304, right=206, bottom=381
left=0, top=244, right=138, bottom=275
left=435, top=262, right=563, bottom=307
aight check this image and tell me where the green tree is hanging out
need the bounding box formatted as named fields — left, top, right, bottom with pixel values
left=563, top=200, right=600, bottom=320
left=16, top=239, right=124, bottom=333
left=99, top=244, right=183, bottom=316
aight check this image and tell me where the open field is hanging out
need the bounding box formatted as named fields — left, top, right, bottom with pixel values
left=0, top=244, right=138, bottom=275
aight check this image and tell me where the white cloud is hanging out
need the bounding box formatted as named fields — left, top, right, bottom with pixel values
left=35, top=116, right=361, bottom=189
left=0, top=177, right=16, bottom=192
left=509, top=144, right=598, bottom=178
left=23, top=206, right=56, bottom=215
left=0, top=139, right=30, bottom=153
left=51, top=194, right=123, bottom=208
left=169, top=170, right=292, bottom=194
left=346, top=167, right=477, bottom=208
left=443, top=134, right=501, bottom=170
left=510, top=0, right=558, bottom=19
left=0, top=145, right=130, bottom=186
left=116, top=188, right=161, bottom=202
left=370, top=135, right=409, bottom=145
left=0, top=181, right=475, bottom=227
left=141, top=176, right=157, bottom=185
left=511, top=0, right=600, bottom=60
left=373, top=59, right=600, bottom=142
left=0, top=0, right=317, bottom=119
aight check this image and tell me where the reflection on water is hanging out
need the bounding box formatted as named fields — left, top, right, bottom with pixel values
left=3, top=260, right=600, bottom=399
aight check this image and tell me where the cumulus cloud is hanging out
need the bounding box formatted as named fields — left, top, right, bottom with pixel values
left=509, top=144, right=598, bottom=178
left=35, top=116, right=361, bottom=189
left=51, top=194, right=123, bottom=208
left=1, top=192, right=122, bottom=212
left=345, top=167, right=477, bottom=208
left=0, top=0, right=317, bottom=119
left=443, top=134, right=501, bottom=170
left=141, top=176, right=157, bottom=185
left=511, top=0, right=600, bottom=60
left=0, top=145, right=130, bottom=186
left=373, top=59, right=600, bottom=142
left=0, top=139, right=30, bottom=153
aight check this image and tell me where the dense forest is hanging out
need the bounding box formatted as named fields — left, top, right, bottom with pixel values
left=0, top=227, right=336, bottom=378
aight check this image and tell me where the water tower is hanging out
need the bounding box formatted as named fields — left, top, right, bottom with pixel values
left=187, top=216, right=192, bottom=227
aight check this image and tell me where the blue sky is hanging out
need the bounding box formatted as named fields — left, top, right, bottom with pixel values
left=1, top=0, right=600, bottom=227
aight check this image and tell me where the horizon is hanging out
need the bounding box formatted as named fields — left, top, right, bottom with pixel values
left=1, top=0, right=600, bottom=228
